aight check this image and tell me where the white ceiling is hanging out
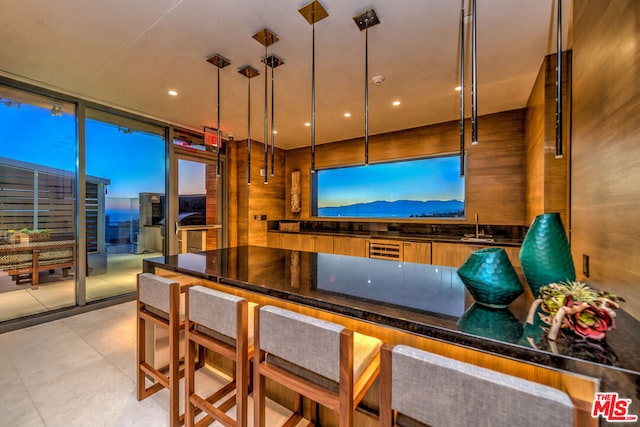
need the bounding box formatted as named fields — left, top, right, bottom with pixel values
left=0, top=0, right=570, bottom=149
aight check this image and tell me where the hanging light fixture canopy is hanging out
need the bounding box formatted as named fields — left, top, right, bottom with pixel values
left=353, top=8, right=380, bottom=166
left=298, top=0, right=328, bottom=25
left=298, top=0, right=329, bottom=174
left=352, top=8, right=380, bottom=30
left=253, top=28, right=279, bottom=47
left=206, top=53, right=231, bottom=177
left=238, top=65, right=259, bottom=185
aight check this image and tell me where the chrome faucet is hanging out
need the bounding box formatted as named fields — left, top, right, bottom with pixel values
left=475, top=213, right=479, bottom=239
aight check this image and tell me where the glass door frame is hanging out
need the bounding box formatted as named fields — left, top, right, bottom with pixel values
left=168, top=144, right=226, bottom=255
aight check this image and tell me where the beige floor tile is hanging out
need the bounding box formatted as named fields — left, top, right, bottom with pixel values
left=0, top=290, right=47, bottom=321
left=0, top=301, right=310, bottom=427
left=26, top=280, right=75, bottom=309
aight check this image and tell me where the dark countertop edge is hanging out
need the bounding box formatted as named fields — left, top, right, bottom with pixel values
left=268, top=230, right=522, bottom=247
left=142, top=256, right=637, bottom=380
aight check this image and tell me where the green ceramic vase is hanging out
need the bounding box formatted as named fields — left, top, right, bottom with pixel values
left=457, top=247, right=523, bottom=308
left=519, top=213, right=576, bottom=297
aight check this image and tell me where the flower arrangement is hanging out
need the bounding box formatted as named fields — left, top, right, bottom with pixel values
left=527, top=280, right=624, bottom=341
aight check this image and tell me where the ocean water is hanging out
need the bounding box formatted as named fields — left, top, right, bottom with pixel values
left=105, top=210, right=139, bottom=224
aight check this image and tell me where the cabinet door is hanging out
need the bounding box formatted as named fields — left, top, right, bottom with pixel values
left=267, top=232, right=284, bottom=249
left=403, top=241, right=432, bottom=264
left=311, top=235, right=334, bottom=253
left=281, top=233, right=303, bottom=251
left=333, top=236, right=367, bottom=257
left=432, top=242, right=522, bottom=269
left=431, top=242, right=484, bottom=267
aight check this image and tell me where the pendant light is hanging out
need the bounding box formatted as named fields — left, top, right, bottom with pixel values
left=299, top=0, right=329, bottom=174
left=471, top=0, right=478, bottom=145
left=555, top=0, right=563, bottom=158
left=253, top=28, right=279, bottom=184
left=264, top=55, right=284, bottom=177
left=459, top=2, right=466, bottom=177
left=206, top=54, right=231, bottom=177
left=353, top=9, right=380, bottom=165
left=238, top=65, right=259, bottom=185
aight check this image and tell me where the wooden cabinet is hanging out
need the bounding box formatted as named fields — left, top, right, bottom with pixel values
left=267, top=232, right=284, bottom=248
left=367, top=239, right=403, bottom=261
left=403, top=241, right=432, bottom=264
left=304, top=234, right=333, bottom=253
left=431, top=242, right=521, bottom=269
left=267, top=232, right=332, bottom=253
left=333, top=236, right=367, bottom=257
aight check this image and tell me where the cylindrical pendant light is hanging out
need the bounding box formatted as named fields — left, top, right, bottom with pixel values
left=555, top=0, right=563, bottom=158
left=471, top=0, right=478, bottom=145
left=353, top=9, right=380, bottom=165
left=206, top=54, right=231, bottom=177
left=459, top=3, right=466, bottom=177
left=253, top=28, right=279, bottom=184
left=299, top=1, right=329, bottom=174
left=239, top=65, right=259, bottom=185
left=264, top=55, right=284, bottom=177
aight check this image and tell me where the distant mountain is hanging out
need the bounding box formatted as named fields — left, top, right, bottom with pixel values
left=318, top=199, right=464, bottom=218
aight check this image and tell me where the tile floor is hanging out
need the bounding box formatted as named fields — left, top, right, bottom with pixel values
left=0, top=301, right=305, bottom=426
left=0, top=252, right=153, bottom=322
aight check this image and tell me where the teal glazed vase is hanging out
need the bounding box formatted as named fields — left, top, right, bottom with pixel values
left=519, top=213, right=576, bottom=297
left=457, top=303, right=522, bottom=343
left=457, top=247, right=524, bottom=308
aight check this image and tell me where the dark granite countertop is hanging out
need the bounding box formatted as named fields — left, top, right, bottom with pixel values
left=143, top=245, right=640, bottom=404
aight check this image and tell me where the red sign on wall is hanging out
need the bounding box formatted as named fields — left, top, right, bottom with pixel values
left=204, top=127, right=218, bottom=147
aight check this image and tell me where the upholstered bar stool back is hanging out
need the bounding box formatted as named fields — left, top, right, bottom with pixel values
left=254, top=305, right=382, bottom=427
left=185, top=286, right=255, bottom=427
left=136, top=272, right=185, bottom=427
left=379, top=344, right=574, bottom=427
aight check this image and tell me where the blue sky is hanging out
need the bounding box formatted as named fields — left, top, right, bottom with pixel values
left=317, top=156, right=464, bottom=207
left=0, top=102, right=205, bottom=204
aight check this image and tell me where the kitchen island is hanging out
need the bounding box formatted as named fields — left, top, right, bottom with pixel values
left=143, top=245, right=640, bottom=426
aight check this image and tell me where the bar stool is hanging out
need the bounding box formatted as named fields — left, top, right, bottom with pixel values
left=136, top=272, right=185, bottom=427
left=253, top=305, right=382, bottom=427
left=184, top=285, right=255, bottom=427
left=379, top=343, right=574, bottom=427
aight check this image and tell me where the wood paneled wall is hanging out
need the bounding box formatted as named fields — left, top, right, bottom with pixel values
left=286, top=109, right=526, bottom=225
left=231, top=139, right=286, bottom=247
left=572, top=0, right=640, bottom=320
left=205, top=164, right=218, bottom=250
left=524, top=51, right=571, bottom=231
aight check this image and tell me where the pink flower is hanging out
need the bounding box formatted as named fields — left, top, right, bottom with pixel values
left=563, top=296, right=615, bottom=341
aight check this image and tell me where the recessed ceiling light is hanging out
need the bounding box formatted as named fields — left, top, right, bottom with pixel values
left=344, top=112, right=351, bottom=118
left=168, top=90, right=178, bottom=96
left=304, top=122, right=311, bottom=127
left=392, top=100, right=401, bottom=106
left=455, top=86, right=462, bottom=91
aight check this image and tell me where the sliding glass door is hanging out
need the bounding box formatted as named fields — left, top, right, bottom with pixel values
left=85, top=109, right=165, bottom=301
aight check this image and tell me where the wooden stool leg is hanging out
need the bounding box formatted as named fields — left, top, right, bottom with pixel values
left=254, top=308, right=266, bottom=427
left=185, top=330, right=196, bottom=427
left=136, top=308, right=146, bottom=401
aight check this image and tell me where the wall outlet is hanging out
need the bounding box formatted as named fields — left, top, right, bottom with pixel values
left=259, top=168, right=265, bottom=177
left=583, top=254, right=590, bottom=277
